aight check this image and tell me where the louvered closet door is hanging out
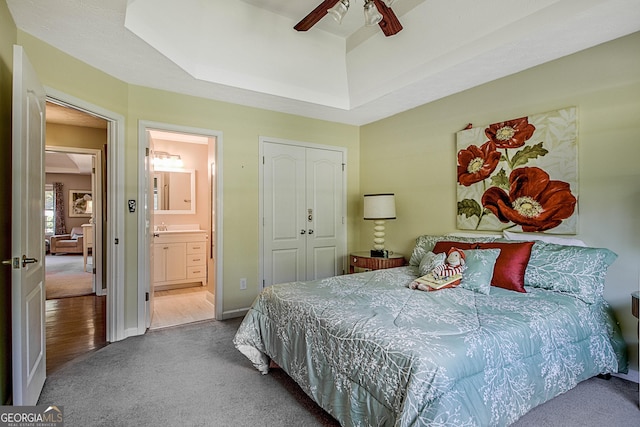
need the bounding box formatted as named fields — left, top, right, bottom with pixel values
left=263, top=142, right=344, bottom=288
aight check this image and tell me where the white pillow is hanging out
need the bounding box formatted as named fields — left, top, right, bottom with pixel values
left=502, top=230, right=586, bottom=247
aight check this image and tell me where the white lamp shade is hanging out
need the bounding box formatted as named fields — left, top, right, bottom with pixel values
left=85, top=200, right=93, bottom=214
left=363, top=193, right=396, bottom=220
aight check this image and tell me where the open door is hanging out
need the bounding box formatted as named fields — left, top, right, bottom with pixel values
left=145, top=132, right=155, bottom=328
left=10, top=45, right=47, bottom=405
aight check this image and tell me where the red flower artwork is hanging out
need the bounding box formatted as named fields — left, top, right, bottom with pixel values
left=485, top=117, right=536, bottom=149
left=481, top=167, right=576, bottom=232
left=457, top=141, right=501, bottom=186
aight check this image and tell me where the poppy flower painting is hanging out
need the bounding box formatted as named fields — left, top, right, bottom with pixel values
left=456, top=107, right=578, bottom=234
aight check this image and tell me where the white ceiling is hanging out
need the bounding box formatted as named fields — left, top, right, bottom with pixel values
left=45, top=151, right=93, bottom=175
left=7, top=0, right=640, bottom=125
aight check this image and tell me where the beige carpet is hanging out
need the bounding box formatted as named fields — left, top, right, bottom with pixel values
left=45, top=254, right=93, bottom=299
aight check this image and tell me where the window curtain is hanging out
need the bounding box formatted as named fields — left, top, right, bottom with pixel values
left=54, top=182, right=66, bottom=235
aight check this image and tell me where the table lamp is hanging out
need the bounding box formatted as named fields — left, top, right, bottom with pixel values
left=363, top=193, right=396, bottom=257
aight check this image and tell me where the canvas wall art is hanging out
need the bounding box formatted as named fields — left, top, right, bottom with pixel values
left=456, top=107, right=578, bottom=234
left=69, top=190, right=92, bottom=217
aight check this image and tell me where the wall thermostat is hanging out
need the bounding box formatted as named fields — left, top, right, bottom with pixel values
left=128, top=200, right=136, bottom=212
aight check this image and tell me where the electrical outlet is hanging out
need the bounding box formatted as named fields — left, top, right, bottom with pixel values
left=240, top=278, right=247, bottom=290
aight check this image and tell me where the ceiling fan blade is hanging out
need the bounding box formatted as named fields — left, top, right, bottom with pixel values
left=373, top=0, right=403, bottom=37
left=294, top=0, right=340, bottom=32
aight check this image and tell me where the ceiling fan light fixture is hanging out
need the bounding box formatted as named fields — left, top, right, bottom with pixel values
left=363, top=0, right=383, bottom=26
left=327, top=0, right=350, bottom=24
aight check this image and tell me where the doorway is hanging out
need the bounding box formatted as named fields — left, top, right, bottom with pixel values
left=137, top=121, right=223, bottom=331
left=44, top=104, right=107, bottom=373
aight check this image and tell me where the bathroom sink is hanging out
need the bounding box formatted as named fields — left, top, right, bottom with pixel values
left=154, top=224, right=205, bottom=234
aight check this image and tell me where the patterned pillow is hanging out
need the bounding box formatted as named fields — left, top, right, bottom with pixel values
left=524, top=242, right=618, bottom=304
left=418, top=251, right=446, bottom=276
left=409, top=234, right=498, bottom=267
left=459, top=249, right=501, bottom=295
left=433, top=241, right=534, bottom=293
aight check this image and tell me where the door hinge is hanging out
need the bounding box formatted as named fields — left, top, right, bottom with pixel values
left=262, top=156, right=265, bottom=165
left=115, top=238, right=119, bottom=244
left=342, top=163, right=345, bottom=171
left=93, top=267, right=96, bottom=274
left=145, top=292, right=149, bottom=301
left=146, top=147, right=149, bottom=156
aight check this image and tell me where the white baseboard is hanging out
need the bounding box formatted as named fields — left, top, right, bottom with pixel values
left=613, top=368, right=639, bottom=383
left=123, top=327, right=142, bottom=339
left=222, top=308, right=249, bottom=320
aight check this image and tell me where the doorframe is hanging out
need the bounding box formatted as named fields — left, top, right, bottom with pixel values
left=44, top=145, right=104, bottom=295
left=137, top=120, right=224, bottom=331
left=258, top=136, right=347, bottom=291
left=45, top=87, right=126, bottom=342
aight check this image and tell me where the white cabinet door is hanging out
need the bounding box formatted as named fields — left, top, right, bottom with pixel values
left=153, top=244, right=167, bottom=283
left=262, top=141, right=345, bottom=288
left=164, top=243, right=187, bottom=281
left=153, top=242, right=186, bottom=283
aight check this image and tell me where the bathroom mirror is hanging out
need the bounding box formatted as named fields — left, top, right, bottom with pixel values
left=153, top=169, right=196, bottom=214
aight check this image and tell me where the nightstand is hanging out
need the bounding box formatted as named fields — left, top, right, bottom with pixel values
left=349, top=251, right=405, bottom=273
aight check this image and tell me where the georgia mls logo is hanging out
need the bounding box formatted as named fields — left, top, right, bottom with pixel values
left=44, top=406, right=63, bottom=421
left=0, top=405, right=63, bottom=427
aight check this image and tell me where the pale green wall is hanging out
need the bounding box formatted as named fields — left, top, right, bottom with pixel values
left=16, top=32, right=360, bottom=328
left=127, top=86, right=360, bottom=313
left=2, top=6, right=637, bottom=398
left=360, top=33, right=640, bottom=372
left=0, top=0, right=16, bottom=405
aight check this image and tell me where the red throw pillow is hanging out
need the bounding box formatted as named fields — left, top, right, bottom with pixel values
left=432, top=241, right=534, bottom=292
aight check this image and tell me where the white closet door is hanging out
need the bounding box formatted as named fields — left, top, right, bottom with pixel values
left=305, top=148, right=343, bottom=280
left=262, top=141, right=345, bottom=287
left=263, top=143, right=306, bottom=287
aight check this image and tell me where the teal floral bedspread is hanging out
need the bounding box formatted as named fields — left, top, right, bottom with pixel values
left=233, top=266, right=626, bottom=426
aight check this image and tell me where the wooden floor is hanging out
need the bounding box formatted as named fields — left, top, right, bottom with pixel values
left=45, top=295, right=107, bottom=375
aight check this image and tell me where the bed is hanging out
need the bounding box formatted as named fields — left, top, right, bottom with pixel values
left=234, top=235, right=627, bottom=426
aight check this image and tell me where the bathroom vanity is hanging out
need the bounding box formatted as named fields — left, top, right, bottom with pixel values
left=153, top=227, right=207, bottom=290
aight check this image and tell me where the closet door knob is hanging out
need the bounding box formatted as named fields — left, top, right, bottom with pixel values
left=300, top=229, right=306, bottom=234
left=308, top=229, right=314, bottom=235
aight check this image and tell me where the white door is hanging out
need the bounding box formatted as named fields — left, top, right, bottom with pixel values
left=263, top=142, right=345, bottom=287
left=145, top=135, right=155, bottom=328
left=305, top=148, right=344, bottom=280
left=263, top=143, right=306, bottom=286
left=10, top=45, right=47, bottom=405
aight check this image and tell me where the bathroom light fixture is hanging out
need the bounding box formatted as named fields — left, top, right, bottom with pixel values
left=363, top=193, right=396, bottom=257
left=153, top=151, right=184, bottom=169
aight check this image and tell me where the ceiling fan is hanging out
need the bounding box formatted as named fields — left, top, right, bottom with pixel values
left=294, top=0, right=403, bottom=37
